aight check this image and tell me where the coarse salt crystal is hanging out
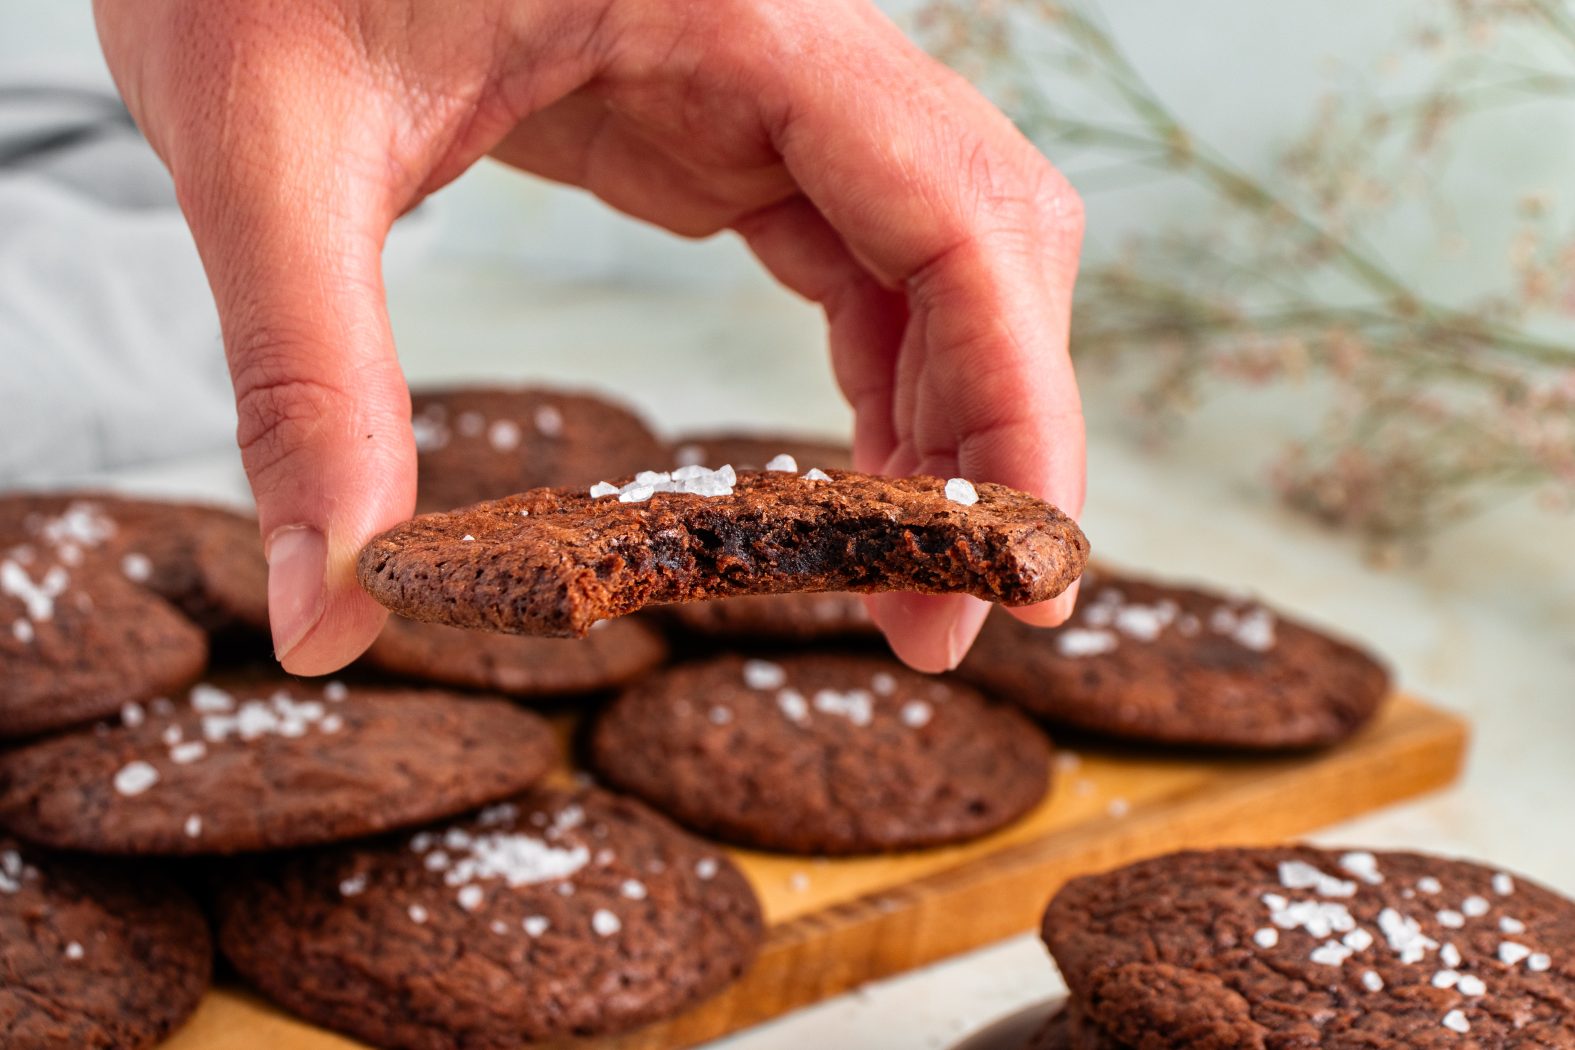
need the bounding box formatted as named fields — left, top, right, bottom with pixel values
left=1279, top=860, right=1357, bottom=898
left=621, top=879, right=647, bottom=900
left=777, top=689, right=810, bottom=723
left=1311, top=941, right=1354, bottom=966
left=944, top=478, right=979, bottom=506
left=695, top=858, right=719, bottom=881
left=1493, top=873, right=1515, bottom=896
left=121, top=552, right=153, bottom=582
left=184, top=814, right=203, bottom=838
left=1499, top=916, right=1525, bottom=935
left=1253, top=927, right=1278, bottom=949
left=1417, top=876, right=1443, bottom=894
left=324, top=681, right=348, bottom=702
left=1440, top=943, right=1462, bottom=968
left=742, top=659, right=786, bottom=690
left=592, top=909, right=621, bottom=936
left=534, top=405, right=563, bottom=437
left=170, top=741, right=206, bottom=764
left=1441, top=1009, right=1470, bottom=1034
left=1361, top=970, right=1384, bottom=992
left=870, top=672, right=896, bottom=696
left=1056, top=628, right=1119, bottom=658
left=1377, top=907, right=1437, bottom=964
left=1432, top=969, right=1460, bottom=989
left=461, top=534, right=475, bottom=542
left=900, top=700, right=933, bottom=728
left=120, top=702, right=145, bottom=728
left=1462, top=896, right=1490, bottom=918
left=765, top=454, right=798, bottom=472
left=1339, top=851, right=1383, bottom=885
left=1499, top=942, right=1533, bottom=966
left=11, top=619, right=33, bottom=644
left=589, top=482, right=619, bottom=498
left=457, top=885, right=484, bottom=911
left=408, top=904, right=428, bottom=924
left=801, top=468, right=831, bottom=482
left=487, top=419, right=521, bottom=451
left=1528, top=953, right=1551, bottom=972
left=523, top=915, right=549, bottom=936
left=1344, top=927, right=1374, bottom=951
left=1438, top=910, right=1465, bottom=929
left=1457, top=974, right=1486, bottom=996
left=113, top=761, right=159, bottom=797
left=65, top=941, right=84, bottom=960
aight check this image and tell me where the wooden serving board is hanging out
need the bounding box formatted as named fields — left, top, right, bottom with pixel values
left=166, top=693, right=1466, bottom=1050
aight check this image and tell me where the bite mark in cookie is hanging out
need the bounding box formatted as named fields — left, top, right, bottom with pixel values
left=359, top=468, right=1089, bottom=638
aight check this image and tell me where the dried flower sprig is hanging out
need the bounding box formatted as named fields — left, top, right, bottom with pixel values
left=919, top=0, right=1575, bottom=547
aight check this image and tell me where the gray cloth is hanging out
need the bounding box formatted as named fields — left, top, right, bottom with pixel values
left=0, top=73, right=236, bottom=483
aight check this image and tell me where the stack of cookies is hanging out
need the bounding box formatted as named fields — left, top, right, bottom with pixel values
left=0, top=383, right=1464, bottom=1050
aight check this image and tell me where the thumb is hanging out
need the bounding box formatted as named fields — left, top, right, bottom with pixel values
left=180, top=166, right=415, bottom=675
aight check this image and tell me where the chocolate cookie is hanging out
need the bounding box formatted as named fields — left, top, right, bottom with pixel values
left=670, top=431, right=852, bottom=473
left=1044, top=847, right=1575, bottom=1049
left=0, top=548, right=207, bottom=738
left=0, top=493, right=268, bottom=634
left=362, top=614, right=669, bottom=698
left=215, top=787, right=764, bottom=1046
left=0, top=676, right=557, bottom=854
left=664, top=592, right=879, bottom=643
left=592, top=654, right=1052, bottom=853
left=360, top=468, right=1089, bottom=638
left=0, top=835, right=211, bottom=1049
left=958, top=568, right=1389, bottom=749
left=411, top=386, right=667, bottom=512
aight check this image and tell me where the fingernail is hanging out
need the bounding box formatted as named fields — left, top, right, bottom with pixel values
left=941, top=599, right=989, bottom=671
left=265, top=525, right=327, bottom=661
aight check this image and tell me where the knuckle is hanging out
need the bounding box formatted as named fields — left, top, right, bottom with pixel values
left=230, top=335, right=352, bottom=483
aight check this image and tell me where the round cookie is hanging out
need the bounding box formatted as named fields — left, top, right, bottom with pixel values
left=592, top=654, right=1053, bottom=854
left=0, top=835, right=211, bottom=1049
left=362, top=614, right=669, bottom=698
left=0, top=493, right=268, bottom=634
left=0, top=552, right=207, bottom=738
left=1043, top=846, right=1575, bottom=1049
left=958, top=568, right=1390, bottom=749
left=664, top=592, right=879, bottom=644
left=214, top=787, right=764, bottom=1047
left=412, top=386, right=667, bottom=512
left=0, top=676, right=558, bottom=854
left=670, top=431, right=852, bottom=473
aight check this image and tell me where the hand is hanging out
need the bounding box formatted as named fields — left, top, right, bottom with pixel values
left=94, top=0, right=1085, bottom=675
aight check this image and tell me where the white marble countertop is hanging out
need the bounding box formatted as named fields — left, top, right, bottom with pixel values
left=97, top=264, right=1574, bottom=1050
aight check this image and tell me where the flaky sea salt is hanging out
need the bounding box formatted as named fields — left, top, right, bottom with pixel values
left=944, top=478, right=979, bottom=506
left=113, top=761, right=159, bottom=797
left=1056, top=628, right=1120, bottom=658
left=1279, top=860, right=1357, bottom=898
left=1340, top=851, right=1384, bottom=885
left=742, top=659, right=786, bottom=690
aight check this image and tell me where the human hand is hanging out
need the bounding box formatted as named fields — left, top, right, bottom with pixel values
left=94, top=0, right=1084, bottom=675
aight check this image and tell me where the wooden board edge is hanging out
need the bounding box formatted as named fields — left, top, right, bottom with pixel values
left=553, top=699, right=1469, bottom=1049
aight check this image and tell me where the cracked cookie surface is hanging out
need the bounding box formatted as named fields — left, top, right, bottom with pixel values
left=592, top=653, right=1053, bottom=853
left=1043, top=847, right=1575, bottom=1049
left=959, top=568, right=1389, bottom=750
left=0, top=835, right=210, bottom=1049
left=215, top=787, right=764, bottom=1047
left=0, top=675, right=557, bottom=854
